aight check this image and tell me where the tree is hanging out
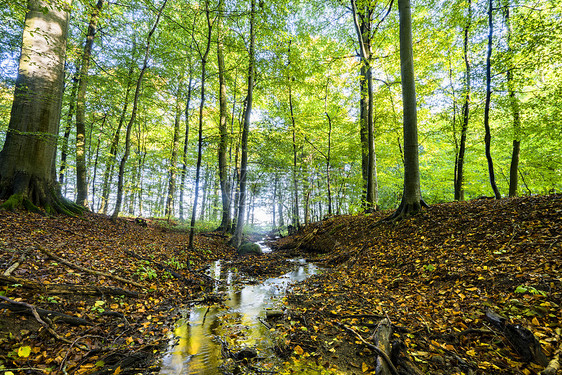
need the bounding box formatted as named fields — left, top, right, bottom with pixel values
left=454, top=0, right=472, bottom=201
left=388, top=0, right=427, bottom=220
left=483, top=0, right=501, bottom=200
left=216, top=0, right=231, bottom=232
left=188, top=0, right=214, bottom=249
left=231, top=0, right=256, bottom=248
left=0, top=0, right=81, bottom=214
left=112, top=0, right=168, bottom=219
left=75, top=0, right=104, bottom=208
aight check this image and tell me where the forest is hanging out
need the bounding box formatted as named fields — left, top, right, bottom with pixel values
left=1, top=0, right=561, bottom=231
left=1, top=0, right=562, bottom=374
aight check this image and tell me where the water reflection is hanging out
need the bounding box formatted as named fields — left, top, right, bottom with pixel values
left=160, top=259, right=319, bottom=374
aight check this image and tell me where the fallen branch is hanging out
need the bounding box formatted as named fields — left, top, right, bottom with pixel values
left=336, top=321, right=399, bottom=375
left=0, top=295, right=75, bottom=343
left=3, top=248, right=30, bottom=276
left=0, top=275, right=138, bottom=297
left=38, top=246, right=144, bottom=289
left=0, top=301, right=91, bottom=326
left=486, top=309, right=549, bottom=366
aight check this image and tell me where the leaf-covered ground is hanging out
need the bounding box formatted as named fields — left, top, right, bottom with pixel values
left=275, top=194, right=562, bottom=374
left=0, top=210, right=236, bottom=374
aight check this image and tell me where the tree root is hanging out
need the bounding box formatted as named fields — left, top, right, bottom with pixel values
left=39, top=246, right=144, bottom=289
left=384, top=198, right=429, bottom=222
left=0, top=295, right=76, bottom=344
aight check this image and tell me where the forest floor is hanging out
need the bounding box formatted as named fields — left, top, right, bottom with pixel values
left=0, top=194, right=560, bottom=375
left=275, top=194, right=562, bottom=375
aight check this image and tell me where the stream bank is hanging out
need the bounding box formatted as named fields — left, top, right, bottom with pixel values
left=275, top=195, right=562, bottom=375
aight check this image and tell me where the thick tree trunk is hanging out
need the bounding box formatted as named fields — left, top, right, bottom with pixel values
left=454, top=0, right=472, bottom=201
left=231, top=0, right=255, bottom=248
left=0, top=0, right=81, bottom=214
left=189, top=1, right=213, bottom=249
left=217, top=0, right=231, bottom=232
left=484, top=0, right=502, bottom=199
left=112, top=0, right=167, bottom=219
left=75, top=0, right=104, bottom=208
left=388, top=0, right=427, bottom=220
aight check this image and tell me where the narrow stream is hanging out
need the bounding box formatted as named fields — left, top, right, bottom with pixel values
left=159, top=252, right=320, bottom=374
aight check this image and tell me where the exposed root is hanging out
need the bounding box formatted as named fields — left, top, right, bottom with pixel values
left=0, top=172, right=85, bottom=215
left=384, top=198, right=429, bottom=222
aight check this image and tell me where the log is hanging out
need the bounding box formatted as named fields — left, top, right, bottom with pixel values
left=38, top=246, right=144, bottom=289
left=371, top=318, right=396, bottom=375
left=0, top=275, right=138, bottom=297
left=486, top=309, right=549, bottom=366
left=391, top=340, right=424, bottom=375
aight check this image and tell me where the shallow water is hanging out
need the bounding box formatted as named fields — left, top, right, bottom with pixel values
left=159, top=258, right=319, bottom=374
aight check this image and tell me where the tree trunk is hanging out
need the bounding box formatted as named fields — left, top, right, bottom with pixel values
left=231, top=0, right=255, bottom=248
left=90, top=114, right=106, bottom=211
left=75, top=0, right=104, bottom=208
left=217, top=0, right=231, bottom=232
left=484, top=0, right=502, bottom=199
left=454, top=0, right=472, bottom=201
left=289, top=84, right=300, bottom=229
left=112, top=0, right=168, bottom=219
left=388, top=0, right=427, bottom=220
left=59, top=67, right=80, bottom=188
left=98, top=44, right=135, bottom=214
left=200, top=166, right=211, bottom=221
left=189, top=0, right=213, bottom=249
left=505, top=2, right=521, bottom=197
left=0, top=0, right=81, bottom=214
left=166, top=85, right=183, bottom=220
left=179, top=74, right=193, bottom=221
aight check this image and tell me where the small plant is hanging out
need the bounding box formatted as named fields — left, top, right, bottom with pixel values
left=422, top=264, right=436, bottom=273
left=134, top=260, right=158, bottom=280
left=514, top=285, right=547, bottom=297
left=92, top=300, right=105, bottom=314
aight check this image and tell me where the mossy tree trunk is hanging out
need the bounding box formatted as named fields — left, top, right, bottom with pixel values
left=0, top=0, right=81, bottom=214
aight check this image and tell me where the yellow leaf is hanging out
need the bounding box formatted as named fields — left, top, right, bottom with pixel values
left=532, top=317, right=540, bottom=326
left=18, top=345, right=32, bottom=358
left=113, top=366, right=122, bottom=375
left=362, top=362, right=369, bottom=372
left=293, top=345, right=304, bottom=355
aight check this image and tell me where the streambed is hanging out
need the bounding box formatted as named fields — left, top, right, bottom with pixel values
left=159, top=254, right=320, bottom=374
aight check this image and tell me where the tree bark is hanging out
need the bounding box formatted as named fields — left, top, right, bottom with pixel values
left=388, top=0, right=427, bottom=220
left=231, top=0, right=255, bottom=248
left=505, top=2, right=521, bottom=197
left=112, top=0, right=168, bottom=219
left=454, top=0, right=472, bottom=201
left=189, top=0, right=214, bottom=249
left=165, top=84, right=183, bottom=220
left=59, top=67, right=80, bottom=188
left=0, top=0, right=82, bottom=214
left=217, top=0, right=231, bottom=232
left=75, top=0, right=104, bottom=208
left=484, top=0, right=502, bottom=199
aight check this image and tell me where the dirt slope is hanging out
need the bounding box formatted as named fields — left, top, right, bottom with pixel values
left=276, top=195, right=562, bottom=374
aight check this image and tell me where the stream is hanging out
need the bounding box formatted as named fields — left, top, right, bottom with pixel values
left=159, top=244, right=320, bottom=374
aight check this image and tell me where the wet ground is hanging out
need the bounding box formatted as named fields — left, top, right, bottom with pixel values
left=159, top=253, right=321, bottom=374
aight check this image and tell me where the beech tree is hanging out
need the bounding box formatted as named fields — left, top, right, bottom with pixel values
left=388, top=0, right=427, bottom=220
left=0, top=0, right=81, bottom=214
